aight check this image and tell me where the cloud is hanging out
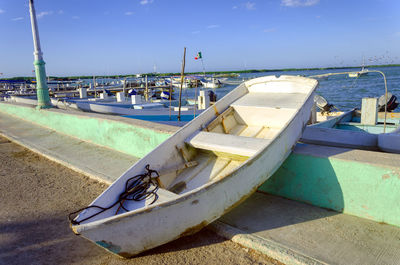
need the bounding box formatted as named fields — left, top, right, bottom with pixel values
left=58, top=10, right=64, bottom=15
left=232, top=5, right=238, bottom=9
left=207, top=24, right=220, bottom=29
left=12, top=17, right=24, bottom=21
left=281, top=0, right=319, bottom=7
left=316, top=15, right=321, bottom=19
left=37, top=11, right=53, bottom=18
left=125, top=11, right=134, bottom=15
left=140, top=0, right=154, bottom=5
left=245, top=2, right=256, bottom=10
left=192, top=31, right=200, bottom=34
left=0, top=9, right=4, bottom=14
left=263, top=28, right=276, bottom=33
left=72, top=16, right=79, bottom=19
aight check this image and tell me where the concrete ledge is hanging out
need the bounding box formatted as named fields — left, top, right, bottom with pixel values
left=260, top=143, right=400, bottom=227
left=209, top=221, right=325, bottom=265
left=217, top=192, right=400, bottom=265
left=0, top=102, right=177, bottom=158
left=0, top=112, right=137, bottom=184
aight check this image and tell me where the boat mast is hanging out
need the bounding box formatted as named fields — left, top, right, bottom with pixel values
left=29, top=0, right=51, bottom=108
left=178, top=47, right=186, bottom=121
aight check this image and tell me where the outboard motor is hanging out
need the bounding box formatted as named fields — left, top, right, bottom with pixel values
left=314, top=94, right=334, bottom=114
left=378, top=92, right=399, bottom=112
left=160, top=91, right=170, bottom=100
left=103, top=89, right=113, bottom=96
left=128, top=89, right=137, bottom=96
left=208, top=90, right=217, bottom=102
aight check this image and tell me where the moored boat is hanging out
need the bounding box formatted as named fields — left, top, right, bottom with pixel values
left=302, top=109, right=400, bottom=150
left=348, top=67, right=369, bottom=78
left=69, top=75, right=318, bottom=258
left=200, top=77, right=223, bottom=89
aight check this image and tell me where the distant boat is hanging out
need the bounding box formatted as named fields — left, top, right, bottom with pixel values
left=170, top=77, right=195, bottom=89
left=349, top=56, right=369, bottom=78
left=69, top=75, right=317, bottom=258
left=200, top=77, right=223, bottom=88
left=348, top=66, right=369, bottom=78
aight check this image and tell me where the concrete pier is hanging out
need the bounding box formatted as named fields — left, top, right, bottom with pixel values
left=1, top=101, right=400, bottom=264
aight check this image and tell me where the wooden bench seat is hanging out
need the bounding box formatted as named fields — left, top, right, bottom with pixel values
left=157, top=188, right=179, bottom=201
left=186, top=131, right=271, bottom=157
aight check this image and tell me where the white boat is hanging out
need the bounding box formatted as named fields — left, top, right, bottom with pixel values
left=348, top=67, right=369, bottom=78
left=349, top=58, right=369, bottom=78
left=69, top=75, right=317, bottom=258
left=201, top=78, right=223, bottom=89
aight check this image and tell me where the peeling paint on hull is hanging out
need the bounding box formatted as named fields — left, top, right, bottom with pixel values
left=71, top=76, right=318, bottom=258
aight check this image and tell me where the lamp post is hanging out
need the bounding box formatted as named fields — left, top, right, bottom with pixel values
left=29, top=0, right=51, bottom=109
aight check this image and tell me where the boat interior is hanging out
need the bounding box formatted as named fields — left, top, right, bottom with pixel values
left=315, top=109, right=400, bottom=133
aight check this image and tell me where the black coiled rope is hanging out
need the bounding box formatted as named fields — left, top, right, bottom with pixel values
left=69, top=164, right=159, bottom=225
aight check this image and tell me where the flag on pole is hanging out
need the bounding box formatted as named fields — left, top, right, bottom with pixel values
left=194, top=52, right=202, bottom=60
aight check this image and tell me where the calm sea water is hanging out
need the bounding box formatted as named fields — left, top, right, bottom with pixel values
left=179, top=66, right=400, bottom=112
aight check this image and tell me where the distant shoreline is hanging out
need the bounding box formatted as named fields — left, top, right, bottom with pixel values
left=4, top=64, right=400, bottom=81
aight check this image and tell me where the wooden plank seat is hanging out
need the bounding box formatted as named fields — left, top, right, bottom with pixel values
left=186, top=131, right=271, bottom=157
left=156, top=188, right=179, bottom=201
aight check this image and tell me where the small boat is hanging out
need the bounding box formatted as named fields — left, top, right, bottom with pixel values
left=302, top=109, right=400, bottom=150
left=348, top=67, right=369, bottom=78
left=69, top=75, right=317, bottom=258
left=349, top=57, right=369, bottom=78
left=201, top=77, right=223, bottom=89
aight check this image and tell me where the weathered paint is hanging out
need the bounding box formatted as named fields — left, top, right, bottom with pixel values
left=96, top=240, right=121, bottom=254
left=0, top=103, right=173, bottom=158
left=259, top=144, right=400, bottom=227
left=71, top=76, right=317, bottom=257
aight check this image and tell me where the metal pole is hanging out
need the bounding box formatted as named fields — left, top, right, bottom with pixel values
left=29, top=0, right=51, bottom=109
left=201, top=58, right=205, bottom=77
left=169, top=77, right=172, bottom=120
left=145, top=75, right=148, bottom=102
left=178, top=47, right=186, bottom=121
left=93, top=76, right=97, bottom=98
left=194, top=78, right=198, bottom=119
left=308, top=70, right=388, bottom=132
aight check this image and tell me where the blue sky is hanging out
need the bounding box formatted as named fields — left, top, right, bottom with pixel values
left=0, top=0, right=399, bottom=77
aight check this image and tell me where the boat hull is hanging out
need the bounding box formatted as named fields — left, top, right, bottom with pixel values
left=302, top=109, right=400, bottom=150
left=72, top=76, right=317, bottom=257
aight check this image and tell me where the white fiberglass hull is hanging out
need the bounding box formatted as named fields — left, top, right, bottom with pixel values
left=71, top=75, right=318, bottom=257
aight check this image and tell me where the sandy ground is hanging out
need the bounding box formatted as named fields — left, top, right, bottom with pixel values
left=0, top=136, right=282, bottom=265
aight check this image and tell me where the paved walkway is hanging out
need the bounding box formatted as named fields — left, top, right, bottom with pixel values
left=1, top=110, right=400, bottom=265
left=0, top=111, right=137, bottom=184
left=214, top=193, right=400, bottom=265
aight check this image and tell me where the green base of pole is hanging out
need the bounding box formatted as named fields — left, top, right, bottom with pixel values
left=36, top=104, right=52, bottom=110
left=34, top=60, right=52, bottom=108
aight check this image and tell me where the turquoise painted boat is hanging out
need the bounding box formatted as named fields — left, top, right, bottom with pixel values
left=301, top=109, right=400, bottom=151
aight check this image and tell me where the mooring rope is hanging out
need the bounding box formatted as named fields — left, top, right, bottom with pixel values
left=68, top=164, right=159, bottom=225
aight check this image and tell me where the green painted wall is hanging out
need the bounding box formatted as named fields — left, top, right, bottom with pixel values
left=0, top=103, right=172, bottom=158
left=260, top=151, right=400, bottom=227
